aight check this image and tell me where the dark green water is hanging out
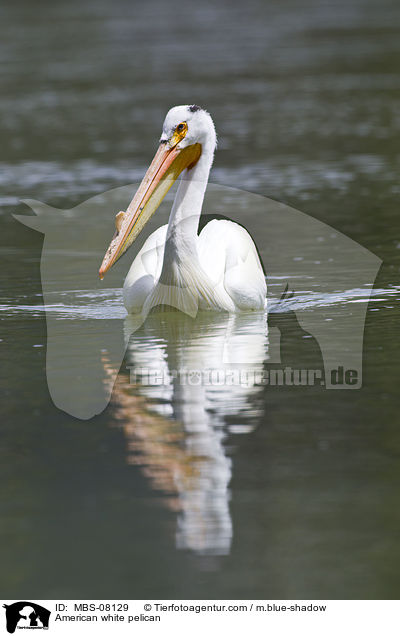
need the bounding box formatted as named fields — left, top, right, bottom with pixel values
left=1, top=0, right=400, bottom=599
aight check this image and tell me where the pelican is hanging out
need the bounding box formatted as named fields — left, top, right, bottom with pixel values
left=99, top=105, right=266, bottom=314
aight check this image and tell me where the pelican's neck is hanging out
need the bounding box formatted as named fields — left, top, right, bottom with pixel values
left=164, top=142, right=214, bottom=259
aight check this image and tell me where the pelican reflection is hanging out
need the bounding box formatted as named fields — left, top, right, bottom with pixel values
left=104, top=309, right=268, bottom=555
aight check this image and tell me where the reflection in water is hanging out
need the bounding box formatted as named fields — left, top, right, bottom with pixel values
left=103, top=310, right=269, bottom=555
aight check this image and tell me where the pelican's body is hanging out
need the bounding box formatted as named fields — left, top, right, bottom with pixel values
left=100, top=105, right=266, bottom=314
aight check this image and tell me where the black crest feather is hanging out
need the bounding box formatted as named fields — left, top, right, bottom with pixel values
left=188, top=104, right=201, bottom=112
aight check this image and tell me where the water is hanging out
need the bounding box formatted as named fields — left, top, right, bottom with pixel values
left=1, top=0, right=400, bottom=599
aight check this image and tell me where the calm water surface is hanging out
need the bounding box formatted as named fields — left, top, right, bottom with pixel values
left=1, top=0, right=400, bottom=598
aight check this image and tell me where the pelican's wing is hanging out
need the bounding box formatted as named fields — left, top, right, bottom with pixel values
left=198, top=219, right=267, bottom=310
left=123, top=224, right=168, bottom=313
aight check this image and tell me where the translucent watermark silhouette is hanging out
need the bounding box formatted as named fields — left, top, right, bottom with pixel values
left=15, top=182, right=381, bottom=419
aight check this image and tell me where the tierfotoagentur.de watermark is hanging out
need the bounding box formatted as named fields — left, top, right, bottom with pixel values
left=126, top=365, right=359, bottom=387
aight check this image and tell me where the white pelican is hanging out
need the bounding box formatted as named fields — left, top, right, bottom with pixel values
left=99, top=105, right=266, bottom=314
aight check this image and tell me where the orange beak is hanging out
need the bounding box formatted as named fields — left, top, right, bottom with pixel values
left=99, top=141, right=202, bottom=279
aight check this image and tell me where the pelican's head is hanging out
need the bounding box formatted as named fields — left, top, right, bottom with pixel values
left=160, top=104, right=216, bottom=150
left=99, top=104, right=215, bottom=279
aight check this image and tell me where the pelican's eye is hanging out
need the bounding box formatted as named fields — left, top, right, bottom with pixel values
left=169, top=121, right=188, bottom=147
